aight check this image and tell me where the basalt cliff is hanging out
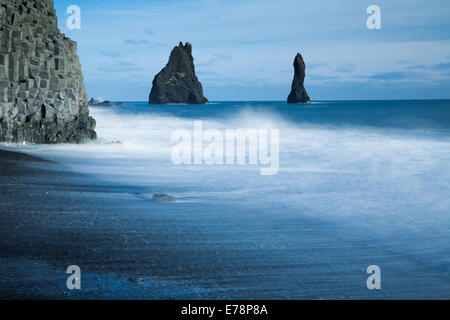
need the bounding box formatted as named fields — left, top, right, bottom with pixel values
left=149, top=42, right=208, bottom=104
left=0, top=0, right=96, bottom=143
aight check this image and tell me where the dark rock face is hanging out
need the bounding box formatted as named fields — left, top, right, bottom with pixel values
left=0, top=0, right=96, bottom=143
left=287, top=53, right=310, bottom=104
left=149, top=42, right=208, bottom=104
left=152, top=194, right=176, bottom=203
left=88, top=98, right=123, bottom=107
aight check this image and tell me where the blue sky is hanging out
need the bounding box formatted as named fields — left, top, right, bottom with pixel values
left=54, top=0, right=450, bottom=101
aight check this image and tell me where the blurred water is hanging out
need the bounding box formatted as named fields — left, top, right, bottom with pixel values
left=3, top=100, right=450, bottom=298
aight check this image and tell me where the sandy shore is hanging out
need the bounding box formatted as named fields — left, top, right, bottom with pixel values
left=0, top=148, right=210, bottom=299
left=0, top=147, right=449, bottom=299
left=1, top=147, right=243, bottom=299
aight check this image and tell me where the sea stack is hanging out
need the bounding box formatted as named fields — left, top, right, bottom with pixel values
left=287, top=53, right=310, bottom=104
left=149, top=42, right=208, bottom=104
left=0, top=0, right=96, bottom=143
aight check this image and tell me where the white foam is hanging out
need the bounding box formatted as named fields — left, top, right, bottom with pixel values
left=4, top=105, right=450, bottom=238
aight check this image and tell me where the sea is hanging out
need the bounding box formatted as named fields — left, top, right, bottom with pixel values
left=2, top=100, right=450, bottom=299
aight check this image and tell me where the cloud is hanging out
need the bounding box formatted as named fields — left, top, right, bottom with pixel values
left=196, top=62, right=214, bottom=67
left=214, top=54, right=232, bottom=61
left=123, top=39, right=168, bottom=47
left=210, top=14, right=220, bottom=21
left=406, top=61, right=450, bottom=71
left=308, top=63, right=328, bottom=70
left=100, top=50, right=123, bottom=58
left=367, top=71, right=424, bottom=81
left=435, top=62, right=450, bottom=69
left=196, top=70, right=221, bottom=76
left=98, top=61, right=139, bottom=73
left=335, top=63, right=356, bottom=73
left=309, top=74, right=339, bottom=81
left=124, top=39, right=150, bottom=45
left=197, top=54, right=233, bottom=67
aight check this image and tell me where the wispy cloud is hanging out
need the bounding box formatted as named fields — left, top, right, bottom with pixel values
left=124, top=39, right=150, bottom=45
left=197, top=54, right=233, bottom=67
left=367, top=71, right=425, bottom=81
left=335, top=63, right=356, bottom=73
left=100, top=50, right=124, bottom=58
left=437, top=62, right=450, bottom=69
left=308, top=63, right=328, bottom=70
left=215, top=54, right=232, bottom=61
left=99, top=61, right=139, bottom=73
left=123, top=39, right=168, bottom=47
left=197, top=70, right=221, bottom=76
left=406, top=62, right=450, bottom=70
left=309, top=74, right=339, bottom=81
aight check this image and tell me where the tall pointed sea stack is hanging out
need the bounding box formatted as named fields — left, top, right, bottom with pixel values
left=287, top=53, right=310, bottom=104
left=0, top=0, right=96, bottom=143
left=149, top=42, right=208, bottom=104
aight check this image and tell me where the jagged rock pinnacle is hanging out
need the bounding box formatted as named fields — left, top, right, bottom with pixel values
left=149, top=42, right=208, bottom=104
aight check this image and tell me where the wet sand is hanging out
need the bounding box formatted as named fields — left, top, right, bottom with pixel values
left=0, top=148, right=449, bottom=299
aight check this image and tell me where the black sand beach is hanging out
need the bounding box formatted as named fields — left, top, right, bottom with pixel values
left=0, top=147, right=227, bottom=299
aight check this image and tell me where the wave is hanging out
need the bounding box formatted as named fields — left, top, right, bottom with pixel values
left=2, top=103, right=449, bottom=240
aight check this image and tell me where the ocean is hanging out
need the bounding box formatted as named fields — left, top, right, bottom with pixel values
left=1, top=100, right=449, bottom=299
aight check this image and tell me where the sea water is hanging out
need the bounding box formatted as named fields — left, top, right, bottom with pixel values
left=5, top=100, right=450, bottom=298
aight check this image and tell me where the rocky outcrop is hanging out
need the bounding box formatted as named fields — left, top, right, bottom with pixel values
left=287, top=53, right=310, bottom=104
left=0, top=0, right=96, bottom=143
left=149, top=42, right=208, bottom=104
left=152, top=193, right=176, bottom=203
left=88, top=98, right=123, bottom=107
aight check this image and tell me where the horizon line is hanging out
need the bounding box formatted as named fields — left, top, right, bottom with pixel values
left=94, top=98, right=450, bottom=103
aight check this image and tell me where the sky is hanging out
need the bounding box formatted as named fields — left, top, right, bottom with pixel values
left=54, top=0, right=450, bottom=101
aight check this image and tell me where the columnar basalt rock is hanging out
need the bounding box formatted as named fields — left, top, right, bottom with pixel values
left=287, top=53, right=310, bottom=104
left=149, top=42, right=208, bottom=104
left=0, top=0, right=96, bottom=143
